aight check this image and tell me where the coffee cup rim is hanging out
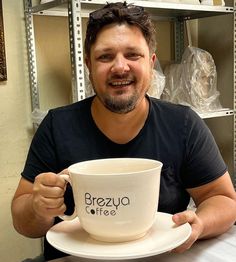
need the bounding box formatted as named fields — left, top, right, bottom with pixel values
left=68, top=158, right=163, bottom=176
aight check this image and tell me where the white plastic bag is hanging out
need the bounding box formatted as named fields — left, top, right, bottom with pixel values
left=31, top=108, right=48, bottom=126
left=148, top=59, right=165, bottom=99
left=162, top=46, right=222, bottom=113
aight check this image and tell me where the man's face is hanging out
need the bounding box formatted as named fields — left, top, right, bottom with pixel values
left=86, top=23, right=156, bottom=114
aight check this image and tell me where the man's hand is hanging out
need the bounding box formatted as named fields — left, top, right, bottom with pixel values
left=171, top=173, right=236, bottom=253
left=11, top=169, right=69, bottom=238
left=171, top=210, right=204, bottom=253
left=32, top=170, right=68, bottom=220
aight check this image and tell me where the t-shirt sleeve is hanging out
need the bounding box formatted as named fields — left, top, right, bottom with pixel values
left=181, top=108, right=227, bottom=188
left=21, top=110, right=59, bottom=182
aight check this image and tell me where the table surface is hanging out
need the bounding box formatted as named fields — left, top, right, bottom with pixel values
left=49, top=226, right=236, bottom=262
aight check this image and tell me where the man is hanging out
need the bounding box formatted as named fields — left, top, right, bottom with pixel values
left=11, top=2, right=236, bottom=261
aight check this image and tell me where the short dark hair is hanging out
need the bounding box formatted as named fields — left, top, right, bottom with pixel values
left=84, top=1, right=157, bottom=58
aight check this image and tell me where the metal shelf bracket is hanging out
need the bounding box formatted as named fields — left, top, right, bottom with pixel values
left=68, top=0, right=85, bottom=102
left=24, top=0, right=39, bottom=110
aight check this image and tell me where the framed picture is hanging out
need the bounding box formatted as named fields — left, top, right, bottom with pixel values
left=0, top=0, right=7, bottom=81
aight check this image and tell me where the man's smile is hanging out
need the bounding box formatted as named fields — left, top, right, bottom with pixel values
left=108, top=79, right=134, bottom=87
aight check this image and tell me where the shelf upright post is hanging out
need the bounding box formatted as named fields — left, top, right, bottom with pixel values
left=67, top=0, right=85, bottom=102
left=234, top=0, right=236, bottom=188
left=174, top=20, right=185, bottom=63
left=24, top=0, right=40, bottom=110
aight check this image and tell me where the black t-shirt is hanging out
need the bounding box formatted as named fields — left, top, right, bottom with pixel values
left=21, top=96, right=227, bottom=260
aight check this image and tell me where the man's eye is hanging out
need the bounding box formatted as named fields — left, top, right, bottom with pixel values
left=97, top=54, right=113, bottom=61
left=126, top=53, right=141, bottom=60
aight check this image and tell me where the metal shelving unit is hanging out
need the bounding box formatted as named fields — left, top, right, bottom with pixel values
left=23, top=0, right=236, bottom=186
left=31, top=0, right=234, bottom=18
left=24, top=0, right=85, bottom=104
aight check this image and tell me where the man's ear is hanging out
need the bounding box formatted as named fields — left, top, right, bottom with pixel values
left=151, top=53, right=157, bottom=68
left=85, top=57, right=91, bottom=72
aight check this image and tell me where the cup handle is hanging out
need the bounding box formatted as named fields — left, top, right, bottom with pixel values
left=58, top=174, right=77, bottom=221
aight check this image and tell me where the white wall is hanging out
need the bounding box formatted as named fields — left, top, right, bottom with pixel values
left=199, top=14, right=234, bottom=176
left=0, top=1, right=42, bottom=261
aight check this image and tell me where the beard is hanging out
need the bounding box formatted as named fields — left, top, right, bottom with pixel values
left=90, top=71, right=151, bottom=114
left=94, top=89, right=140, bottom=114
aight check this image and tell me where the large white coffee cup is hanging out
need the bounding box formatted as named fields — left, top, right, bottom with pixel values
left=60, top=158, right=162, bottom=242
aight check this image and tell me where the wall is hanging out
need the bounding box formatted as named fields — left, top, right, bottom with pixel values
left=199, top=14, right=234, bottom=177
left=0, top=1, right=42, bottom=261
left=33, top=15, right=72, bottom=110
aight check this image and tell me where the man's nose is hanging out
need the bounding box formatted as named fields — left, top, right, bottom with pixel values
left=111, top=55, right=130, bottom=74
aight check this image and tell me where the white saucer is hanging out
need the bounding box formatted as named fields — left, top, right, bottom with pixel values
left=46, top=212, right=191, bottom=260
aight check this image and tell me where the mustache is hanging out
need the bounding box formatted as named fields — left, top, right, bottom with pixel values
left=108, top=73, right=136, bottom=82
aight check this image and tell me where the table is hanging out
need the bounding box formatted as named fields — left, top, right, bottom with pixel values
left=49, top=226, right=236, bottom=262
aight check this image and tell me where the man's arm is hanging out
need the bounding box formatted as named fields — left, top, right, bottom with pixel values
left=172, top=171, right=236, bottom=252
left=11, top=173, right=67, bottom=238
